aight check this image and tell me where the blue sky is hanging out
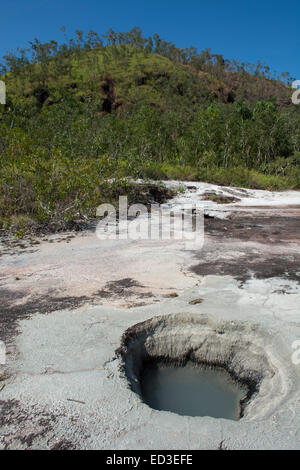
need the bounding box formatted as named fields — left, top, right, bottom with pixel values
left=1, top=0, right=299, bottom=79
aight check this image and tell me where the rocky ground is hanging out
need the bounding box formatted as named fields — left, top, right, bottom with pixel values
left=0, top=182, right=299, bottom=450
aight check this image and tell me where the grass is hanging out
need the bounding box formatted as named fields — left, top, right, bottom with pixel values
left=139, top=162, right=299, bottom=190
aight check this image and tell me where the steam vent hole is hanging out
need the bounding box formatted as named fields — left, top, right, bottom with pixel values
left=116, top=314, right=283, bottom=421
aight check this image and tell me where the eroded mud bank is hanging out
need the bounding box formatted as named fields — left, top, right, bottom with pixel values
left=117, top=313, right=286, bottom=420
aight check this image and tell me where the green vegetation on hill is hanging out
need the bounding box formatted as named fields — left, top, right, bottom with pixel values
left=1, top=27, right=300, bottom=234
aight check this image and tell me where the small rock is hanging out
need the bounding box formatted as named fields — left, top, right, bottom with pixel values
left=189, top=298, right=204, bottom=305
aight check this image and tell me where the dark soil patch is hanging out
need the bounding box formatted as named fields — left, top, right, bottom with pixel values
left=96, top=278, right=154, bottom=300
left=204, top=214, right=300, bottom=244
left=0, top=399, right=72, bottom=449
left=0, top=279, right=154, bottom=344
left=190, top=213, right=300, bottom=284
left=50, top=439, right=76, bottom=450
left=191, top=253, right=300, bottom=284
left=0, top=288, right=95, bottom=344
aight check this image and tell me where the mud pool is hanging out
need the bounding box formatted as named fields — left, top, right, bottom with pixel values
left=140, top=362, right=247, bottom=420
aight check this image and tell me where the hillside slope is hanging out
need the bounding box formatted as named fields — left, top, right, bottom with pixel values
left=3, top=44, right=292, bottom=110
left=0, top=29, right=300, bottom=233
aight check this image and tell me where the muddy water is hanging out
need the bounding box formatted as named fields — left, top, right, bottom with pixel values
left=140, top=362, right=247, bottom=420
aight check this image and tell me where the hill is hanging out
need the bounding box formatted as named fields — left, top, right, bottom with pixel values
left=0, top=27, right=300, bottom=234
